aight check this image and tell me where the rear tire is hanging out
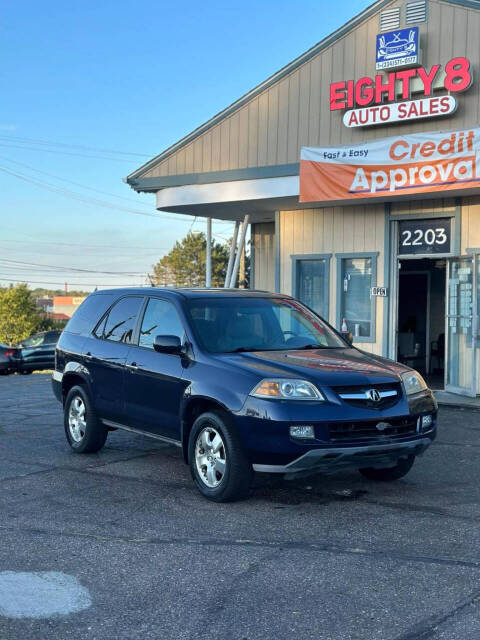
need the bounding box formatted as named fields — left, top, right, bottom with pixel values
left=188, top=411, right=253, bottom=502
left=359, top=455, right=415, bottom=481
left=64, top=385, right=108, bottom=453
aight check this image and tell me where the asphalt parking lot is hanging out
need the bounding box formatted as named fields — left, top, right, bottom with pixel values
left=1, top=375, right=480, bottom=640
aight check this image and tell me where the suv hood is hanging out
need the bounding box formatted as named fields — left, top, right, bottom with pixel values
left=216, top=348, right=408, bottom=386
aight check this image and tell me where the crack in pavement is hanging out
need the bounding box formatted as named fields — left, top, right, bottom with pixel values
left=392, top=587, right=480, bottom=640
left=187, top=547, right=280, bottom=640
left=435, top=441, right=480, bottom=449
left=0, top=451, right=164, bottom=478
left=1, top=524, right=480, bottom=572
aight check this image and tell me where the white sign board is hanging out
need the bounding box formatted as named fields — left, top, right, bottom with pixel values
left=343, top=96, right=456, bottom=128
left=371, top=286, right=387, bottom=297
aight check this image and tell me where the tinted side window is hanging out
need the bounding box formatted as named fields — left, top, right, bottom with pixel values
left=102, top=296, right=143, bottom=344
left=93, top=315, right=107, bottom=339
left=139, top=298, right=184, bottom=349
left=21, top=334, right=44, bottom=348
left=65, top=293, right=117, bottom=335
left=44, top=331, right=60, bottom=344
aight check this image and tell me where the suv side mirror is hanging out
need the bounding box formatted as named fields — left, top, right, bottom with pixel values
left=153, top=334, right=183, bottom=354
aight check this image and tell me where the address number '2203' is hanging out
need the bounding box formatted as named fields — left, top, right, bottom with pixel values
left=398, top=218, right=451, bottom=255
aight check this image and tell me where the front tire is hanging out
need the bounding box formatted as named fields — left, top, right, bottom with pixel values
left=188, top=411, right=253, bottom=502
left=64, top=385, right=108, bottom=453
left=359, top=455, right=415, bottom=481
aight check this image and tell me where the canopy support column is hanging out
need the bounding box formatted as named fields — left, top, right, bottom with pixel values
left=224, top=221, right=239, bottom=287
left=229, top=214, right=250, bottom=288
left=205, top=217, right=212, bottom=287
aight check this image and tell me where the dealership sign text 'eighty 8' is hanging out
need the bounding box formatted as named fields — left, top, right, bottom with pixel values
left=299, top=128, right=480, bottom=203
left=331, top=57, right=472, bottom=127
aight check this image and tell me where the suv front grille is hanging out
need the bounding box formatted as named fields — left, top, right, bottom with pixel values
left=332, top=382, right=402, bottom=409
left=328, top=416, right=418, bottom=443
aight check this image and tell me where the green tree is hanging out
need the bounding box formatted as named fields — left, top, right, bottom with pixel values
left=151, top=232, right=230, bottom=287
left=0, top=284, right=42, bottom=345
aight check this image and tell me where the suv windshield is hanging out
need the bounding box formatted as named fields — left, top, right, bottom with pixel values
left=186, top=297, right=346, bottom=353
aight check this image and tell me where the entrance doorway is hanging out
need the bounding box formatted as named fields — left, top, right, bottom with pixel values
left=396, top=258, right=446, bottom=390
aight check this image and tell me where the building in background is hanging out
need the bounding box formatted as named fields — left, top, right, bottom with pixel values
left=126, top=0, right=480, bottom=398
left=53, top=296, right=86, bottom=319
left=34, top=296, right=54, bottom=314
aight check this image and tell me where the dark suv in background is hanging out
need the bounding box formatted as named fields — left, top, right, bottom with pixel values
left=0, top=344, right=18, bottom=375
left=16, top=331, right=61, bottom=374
left=52, top=288, right=437, bottom=502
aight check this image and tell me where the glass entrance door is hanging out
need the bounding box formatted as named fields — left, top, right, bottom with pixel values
left=445, top=257, right=478, bottom=396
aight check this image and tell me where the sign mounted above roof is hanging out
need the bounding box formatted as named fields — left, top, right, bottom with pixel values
left=376, top=27, right=420, bottom=70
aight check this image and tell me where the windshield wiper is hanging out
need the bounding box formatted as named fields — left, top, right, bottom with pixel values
left=224, top=347, right=263, bottom=353
left=290, top=344, right=326, bottom=350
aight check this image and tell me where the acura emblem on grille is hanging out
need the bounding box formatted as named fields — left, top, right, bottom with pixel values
left=376, top=422, right=390, bottom=431
left=366, top=389, right=381, bottom=402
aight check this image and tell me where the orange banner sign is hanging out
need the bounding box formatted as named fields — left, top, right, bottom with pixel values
left=299, top=128, right=480, bottom=203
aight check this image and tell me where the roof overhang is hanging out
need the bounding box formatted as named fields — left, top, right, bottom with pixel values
left=155, top=175, right=299, bottom=222
left=143, top=165, right=480, bottom=223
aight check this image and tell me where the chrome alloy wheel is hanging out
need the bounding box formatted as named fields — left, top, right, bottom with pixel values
left=195, top=427, right=227, bottom=488
left=68, top=396, right=87, bottom=442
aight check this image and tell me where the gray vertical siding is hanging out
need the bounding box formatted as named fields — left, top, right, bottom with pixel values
left=252, top=222, right=276, bottom=292
left=279, top=205, right=385, bottom=355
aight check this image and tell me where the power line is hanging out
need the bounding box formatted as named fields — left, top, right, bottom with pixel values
left=0, top=143, right=139, bottom=163
left=0, top=134, right=152, bottom=157
left=0, top=266, right=144, bottom=276
left=0, top=266, right=147, bottom=278
left=0, top=165, right=162, bottom=216
left=0, top=277, right=146, bottom=287
left=0, top=155, right=155, bottom=207
left=0, top=257, right=147, bottom=275
left=0, top=244, right=163, bottom=257
left=0, top=164, right=234, bottom=226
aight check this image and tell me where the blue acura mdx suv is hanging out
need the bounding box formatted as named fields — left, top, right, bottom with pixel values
left=52, top=288, right=437, bottom=502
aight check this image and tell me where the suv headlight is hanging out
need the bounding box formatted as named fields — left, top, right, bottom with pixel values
left=250, top=378, right=324, bottom=400
left=401, top=370, right=427, bottom=395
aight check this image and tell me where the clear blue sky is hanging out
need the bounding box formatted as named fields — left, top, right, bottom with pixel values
left=1, top=0, right=372, bottom=290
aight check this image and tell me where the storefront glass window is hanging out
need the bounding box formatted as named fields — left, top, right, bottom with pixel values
left=446, top=257, right=474, bottom=392
left=340, top=257, right=373, bottom=339
left=295, top=259, right=328, bottom=318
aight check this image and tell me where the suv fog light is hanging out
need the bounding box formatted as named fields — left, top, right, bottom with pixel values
left=290, top=425, right=315, bottom=439
left=421, top=415, right=433, bottom=430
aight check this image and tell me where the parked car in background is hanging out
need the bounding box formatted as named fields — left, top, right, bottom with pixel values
left=16, top=331, right=62, bottom=373
left=0, top=344, right=18, bottom=375
left=52, top=289, right=437, bottom=502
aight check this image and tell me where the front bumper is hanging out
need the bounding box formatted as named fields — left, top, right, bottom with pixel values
left=252, top=437, right=432, bottom=474
left=236, top=388, right=437, bottom=473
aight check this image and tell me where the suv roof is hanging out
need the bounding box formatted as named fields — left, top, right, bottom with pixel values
left=92, top=288, right=289, bottom=300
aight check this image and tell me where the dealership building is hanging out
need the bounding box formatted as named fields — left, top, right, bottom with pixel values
left=127, top=0, right=480, bottom=397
